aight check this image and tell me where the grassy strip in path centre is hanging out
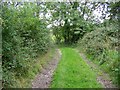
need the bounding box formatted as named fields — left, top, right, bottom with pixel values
left=50, top=47, right=103, bottom=88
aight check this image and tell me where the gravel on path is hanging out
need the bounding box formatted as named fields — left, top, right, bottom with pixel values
left=32, top=49, right=62, bottom=88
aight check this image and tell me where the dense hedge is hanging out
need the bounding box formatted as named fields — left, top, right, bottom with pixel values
left=77, top=21, right=119, bottom=86
left=2, top=3, right=51, bottom=87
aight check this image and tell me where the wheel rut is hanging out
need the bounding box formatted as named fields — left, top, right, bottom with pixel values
left=79, top=52, right=117, bottom=88
left=32, top=49, right=62, bottom=88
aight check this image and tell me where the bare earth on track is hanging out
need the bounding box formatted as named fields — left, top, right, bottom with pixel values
left=32, top=49, right=62, bottom=88
left=32, top=48, right=116, bottom=88
left=79, top=52, right=116, bottom=88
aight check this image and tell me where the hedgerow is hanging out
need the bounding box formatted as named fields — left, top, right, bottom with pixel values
left=2, top=3, right=51, bottom=87
left=77, top=20, right=119, bottom=86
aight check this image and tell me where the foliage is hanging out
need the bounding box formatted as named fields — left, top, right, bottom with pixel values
left=77, top=21, right=119, bottom=86
left=2, top=3, right=51, bottom=87
left=109, top=1, right=120, bottom=20
left=46, top=2, right=95, bottom=44
left=45, top=2, right=119, bottom=45
left=1, top=1, right=120, bottom=88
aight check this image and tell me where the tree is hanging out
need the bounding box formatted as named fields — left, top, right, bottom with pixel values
left=45, top=2, right=94, bottom=44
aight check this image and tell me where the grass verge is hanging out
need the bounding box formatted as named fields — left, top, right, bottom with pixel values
left=14, top=48, right=56, bottom=88
left=50, top=47, right=102, bottom=88
left=86, top=51, right=119, bottom=87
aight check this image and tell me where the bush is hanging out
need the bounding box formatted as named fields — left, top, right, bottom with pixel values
left=77, top=21, right=119, bottom=86
left=2, top=3, right=51, bottom=87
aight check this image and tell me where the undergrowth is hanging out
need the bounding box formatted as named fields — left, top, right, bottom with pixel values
left=2, top=3, right=53, bottom=88
left=3, top=48, right=56, bottom=88
left=77, top=21, right=119, bottom=87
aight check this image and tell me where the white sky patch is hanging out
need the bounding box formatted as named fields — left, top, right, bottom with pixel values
left=106, top=13, right=110, bottom=19
left=84, top=14, right=88, bottom=20
left=39, top=13, right=44, bottom=19
left=93, top=10, right=104, bottom=23
left=61, top=20, right=65, bottom=26
left=93, top=10, right=102, bottom=17
left=53, top=20, right=60, bottom=26
left=47, top=24, right=52, bottom=28
left=40, top=4, right=46, bottom=8
left=45, top=13, right=52, bottom=19
left=92, top=3, right=109, bottom=23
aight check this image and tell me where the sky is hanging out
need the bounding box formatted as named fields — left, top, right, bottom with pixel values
left=92, top=3, right=110, bottom=23
left=2, top=1, right=114, bottom=27
left=45, top=2, right=111, bottom=28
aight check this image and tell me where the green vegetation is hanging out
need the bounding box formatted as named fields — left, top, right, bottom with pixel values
left=1, top=1, right=119, bottom=88
left=50, top=47, right=102, bottom=88
left=77, top=21, right=119, bottom=86
left=46, top=2, right=94, bottom=44
left=11, top=48, right=56, bottom=88
left=2, top=3, right=52, bottom=87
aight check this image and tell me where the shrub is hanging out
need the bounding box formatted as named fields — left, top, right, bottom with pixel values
left=2, top=3, right=51, bottom=87
left=77, top=21, right=119, bottom=86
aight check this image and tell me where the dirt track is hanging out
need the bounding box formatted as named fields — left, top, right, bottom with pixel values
left=32, top=49, right=62, bottom=88
left=79, top=52, right=117, bottom=88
